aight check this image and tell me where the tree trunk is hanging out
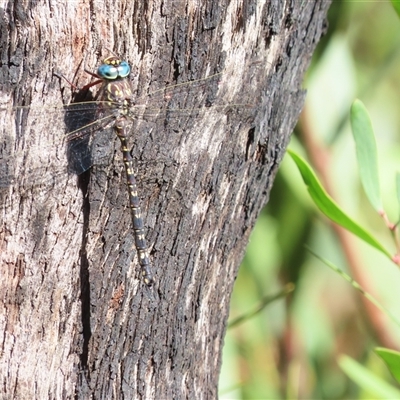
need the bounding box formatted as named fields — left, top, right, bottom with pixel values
left=0, top=0, right=330, bottom=398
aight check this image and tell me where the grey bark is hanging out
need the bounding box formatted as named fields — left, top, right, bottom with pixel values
left=0, top=0, right=330, bottom=398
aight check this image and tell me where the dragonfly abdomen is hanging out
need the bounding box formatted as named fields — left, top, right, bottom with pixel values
left=115, top=118, right=154, bottom=286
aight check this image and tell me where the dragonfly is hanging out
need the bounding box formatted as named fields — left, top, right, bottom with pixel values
left=0, top=56, right=255, bottom=285
left=83, top=56, right=158, bottom=286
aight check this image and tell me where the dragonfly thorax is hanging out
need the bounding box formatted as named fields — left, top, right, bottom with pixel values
left=101, top=79, right=133, bottom=105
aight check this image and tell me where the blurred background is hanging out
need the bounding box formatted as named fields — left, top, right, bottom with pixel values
left=219, top=1, right=400, bottom=398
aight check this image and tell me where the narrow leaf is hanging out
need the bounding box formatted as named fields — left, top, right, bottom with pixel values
left=391, top=0, right=400, bottom=19
left=375, top=348, right=400, bottom=384
left=339, top=355, right=400, bottom=399
left=306, top=247, right=400, bottom=328
left=288, top=149, right=391, bottom=258
left=350, top=99, right=382, bottom=212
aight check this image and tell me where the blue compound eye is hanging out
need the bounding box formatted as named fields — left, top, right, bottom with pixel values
left=117, top=61, right=131, bottom=78
left=97, top=63, right=119, bottom=79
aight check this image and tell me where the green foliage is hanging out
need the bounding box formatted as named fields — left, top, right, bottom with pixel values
left=305, top=247, right=400, bottom=329
left=375, top=348, right=400, bottom=384
left=288, top=149, right=391, bottom=258
left=289, top=97, right=400, bottom=399
left=339, top=355, right=400, bottom=399
left=391, top=0, right=400, bottom=19
left=350, top=99, right=383, bottom=212
left=220, top=1, right=400, bottom=398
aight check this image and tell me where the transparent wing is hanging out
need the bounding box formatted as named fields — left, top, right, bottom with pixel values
left=0, top=70, right=256, bottom=196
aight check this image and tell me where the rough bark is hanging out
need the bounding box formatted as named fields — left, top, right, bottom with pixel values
left=0, top=0, right=330, bottom=398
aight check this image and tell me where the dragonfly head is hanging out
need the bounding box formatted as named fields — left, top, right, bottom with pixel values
left=97, top=56, right=131, bottom=80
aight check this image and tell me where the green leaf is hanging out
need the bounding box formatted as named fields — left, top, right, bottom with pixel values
left=339, top=354, right=400, bottom=399
left=350, top=99, right=382, bottom=212
left=287, top=149, right=391, bottom=258
left=375, top=348, right=400, bottom=384
left=306, top=247, right=400, bottom=328
left=391, top=0, right=400, bottom=19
